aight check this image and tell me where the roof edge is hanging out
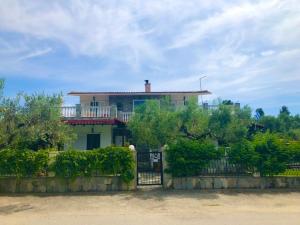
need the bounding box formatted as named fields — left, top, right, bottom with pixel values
left=68, top=90, right=212, bottom=96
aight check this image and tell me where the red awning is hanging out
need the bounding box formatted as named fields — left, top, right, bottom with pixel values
left=64, top=119, right=124, bottom=125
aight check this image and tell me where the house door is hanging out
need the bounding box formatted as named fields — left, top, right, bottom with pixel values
left=86, top=134, right=100, bottom=150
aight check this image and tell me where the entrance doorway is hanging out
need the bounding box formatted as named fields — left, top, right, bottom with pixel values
left=86, top=134, right=100, bottom=150
left=137, top=151, right=163, bottom=185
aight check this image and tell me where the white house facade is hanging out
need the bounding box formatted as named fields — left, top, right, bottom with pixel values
left=61, top=80, right=211, bottom=150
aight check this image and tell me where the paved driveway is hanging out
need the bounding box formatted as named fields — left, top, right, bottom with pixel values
left=0, top=189, right=300, bottom=225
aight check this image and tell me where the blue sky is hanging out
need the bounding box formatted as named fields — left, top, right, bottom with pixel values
left=0, top=0, right=299, bottom=115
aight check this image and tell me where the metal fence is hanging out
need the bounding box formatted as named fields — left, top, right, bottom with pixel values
left=199, top=157, right=250, bottom=176
left=198, top=158, right=300, bottom=176
left=287, top=162, right=300, bottom=169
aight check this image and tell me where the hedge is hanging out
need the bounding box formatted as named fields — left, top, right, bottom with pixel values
left=228, top=133, right=299, bottom=176
left=53, top=147, right=135, bottom=183
left=0, top=147, right=135, bottom=183
left=165, top=139, right=222, bottom=177
left=0, top=149, right=49, bottom=177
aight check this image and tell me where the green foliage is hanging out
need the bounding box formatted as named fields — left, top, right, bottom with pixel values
left=178, top=97, right=210, bottom=138
left=128, top=99, right=179, bottom=149
left=0, top=149, right=49, bottom=177
left=278, top=169, right=300, bottom=176
left=252, top=132, right=290, bottom=176
left=209, top=104, right=252, bottom=145
left=53, top=147, right=135, bottom=183
left=165, top=139, right=221, bottom=177
left=228, top=139, right=259, bottom=172
left=287, top=141, right=300, bottom=162
left=255, top=108, right=265, bottom=119
left=0, top=92, right=76, bottom=150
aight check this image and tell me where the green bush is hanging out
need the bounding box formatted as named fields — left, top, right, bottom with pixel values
left=228, top=139, right=259, bottom=173
left=165, top=139, right=221, bottom=177
left=0, top=149, right=49, bottom=177
left=253, top=132, right=290, bottom=176
left=287, top=141, right=300, bottom=162
left=53, top=147, right=134, bottom=183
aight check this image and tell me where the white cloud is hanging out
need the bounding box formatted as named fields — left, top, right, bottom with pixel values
left=18, top=47, right=53, bottom=61
left=0, top=0, right=299, bottom=114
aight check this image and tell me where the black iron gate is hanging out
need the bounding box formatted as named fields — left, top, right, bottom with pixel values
left=137, top=151, right=163, bottom=185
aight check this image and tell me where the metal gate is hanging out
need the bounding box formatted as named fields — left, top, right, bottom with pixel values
left=137, top=151, right=163, bottom=185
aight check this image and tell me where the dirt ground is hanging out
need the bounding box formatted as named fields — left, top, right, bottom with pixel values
left=0, top=188, right=300, bottom=225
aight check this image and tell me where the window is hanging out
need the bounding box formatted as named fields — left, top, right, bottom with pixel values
left=133, top=99, right=145, bottom=111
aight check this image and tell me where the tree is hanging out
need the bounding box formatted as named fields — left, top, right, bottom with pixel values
left=228, top=139, right=259, bottom=173
left=16, top=93, right=76, bottom=150
left=280, top=106, right=290, bottom=116
left=255, top=108, right=265, bottom=119
left=252, top=132, right=290, bottom=176
left=128, top=99, right=179, bottom=150
left=0, top=85, right=75, bottom=150
left=208, top=104, right=252, bottom=146
left=222, top=100, right=234, bottom=105
left=259, top=115, right=280, bottom=133
left=177, top=97, right=210, bottom=140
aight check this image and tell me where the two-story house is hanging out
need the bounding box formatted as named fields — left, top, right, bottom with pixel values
left=61, top=80, right=211, bottom=150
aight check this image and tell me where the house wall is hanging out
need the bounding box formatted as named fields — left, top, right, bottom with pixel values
left=78, top=94, right=198, bottom=112
left=80, top=95, right=109, bottom=106
left=168, top=176, right=300, bottom=190
left=109, top=95, right=162, bottom=112
left=70, top=125, right=113, bottom=150
left=0, top=176, right=136, bottom=193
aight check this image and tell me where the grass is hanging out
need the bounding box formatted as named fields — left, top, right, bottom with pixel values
left=278, top=169, right=300, bottom=176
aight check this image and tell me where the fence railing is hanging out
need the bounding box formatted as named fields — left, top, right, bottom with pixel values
left=199, top=158, right=300, bottom=176
left=199, top=157, right=249, bottom=176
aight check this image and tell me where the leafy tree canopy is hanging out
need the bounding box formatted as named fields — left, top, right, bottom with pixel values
left=0, top=81, right=75, bottom=151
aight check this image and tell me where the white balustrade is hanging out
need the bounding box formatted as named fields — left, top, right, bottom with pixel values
left=61, top=106, right=76, bottom=117
left=61, top=105, right=133, bottom=122
left=80, top=106, right=112, bottom=118
left=120, top=112, right=133, bottom=122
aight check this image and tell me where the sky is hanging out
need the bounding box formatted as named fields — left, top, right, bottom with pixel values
left=0, top=0, right=299, bottom=115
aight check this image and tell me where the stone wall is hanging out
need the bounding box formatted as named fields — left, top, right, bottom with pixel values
left=0, top=176, right=135, bottom=193
left=170, top=176, right=300, bottom=190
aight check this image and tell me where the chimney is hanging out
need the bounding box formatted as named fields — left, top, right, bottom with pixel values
left=144, top=80, right=151, bottom=92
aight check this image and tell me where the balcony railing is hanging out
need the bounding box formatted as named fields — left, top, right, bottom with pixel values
left=118, top=111, right=134, bottom=123
left=61, top=106, right=133, bottom=122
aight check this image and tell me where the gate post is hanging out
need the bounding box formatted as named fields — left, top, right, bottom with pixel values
left=162, top=145, right=172, bottom=189
left=129, top=145, right=137, bottom=190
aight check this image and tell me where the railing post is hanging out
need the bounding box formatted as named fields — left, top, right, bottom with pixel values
left=162, top=145, right=172, bottom=189
left=129, top=145, right=137, bottom=190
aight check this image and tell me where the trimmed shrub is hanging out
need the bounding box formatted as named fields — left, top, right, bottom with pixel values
left=165, top=139, right=221, bottom=177
left=228, top=139, right=259, bottom=173
left=0, top=149, right=49, bottom=177
left=287, top=141, right=300, bottom=162
left=253, top=132, right=290, bottom=176
left=53, top=147, right=134, bottom=183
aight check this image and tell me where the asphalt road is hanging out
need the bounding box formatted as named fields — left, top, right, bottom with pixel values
left=1, top=188, right=300, bottom=225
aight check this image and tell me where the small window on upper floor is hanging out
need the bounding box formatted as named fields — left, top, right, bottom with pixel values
left=116, top=102, right=123, bottom=111
left=133, top=99, right=145, bottom=111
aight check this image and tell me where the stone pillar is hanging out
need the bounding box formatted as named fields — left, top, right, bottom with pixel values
left=129, top=145, right=137, bottom=190
left=162, top=145, right=173, bottom=189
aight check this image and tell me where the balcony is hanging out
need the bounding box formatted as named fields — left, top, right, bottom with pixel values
left=61, top=105, right=133, bottom=123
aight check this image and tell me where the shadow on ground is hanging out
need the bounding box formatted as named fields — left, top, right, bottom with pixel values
left=0, top=203, right=34, bottom=215
left=0, top=188, right=299, bottom=202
